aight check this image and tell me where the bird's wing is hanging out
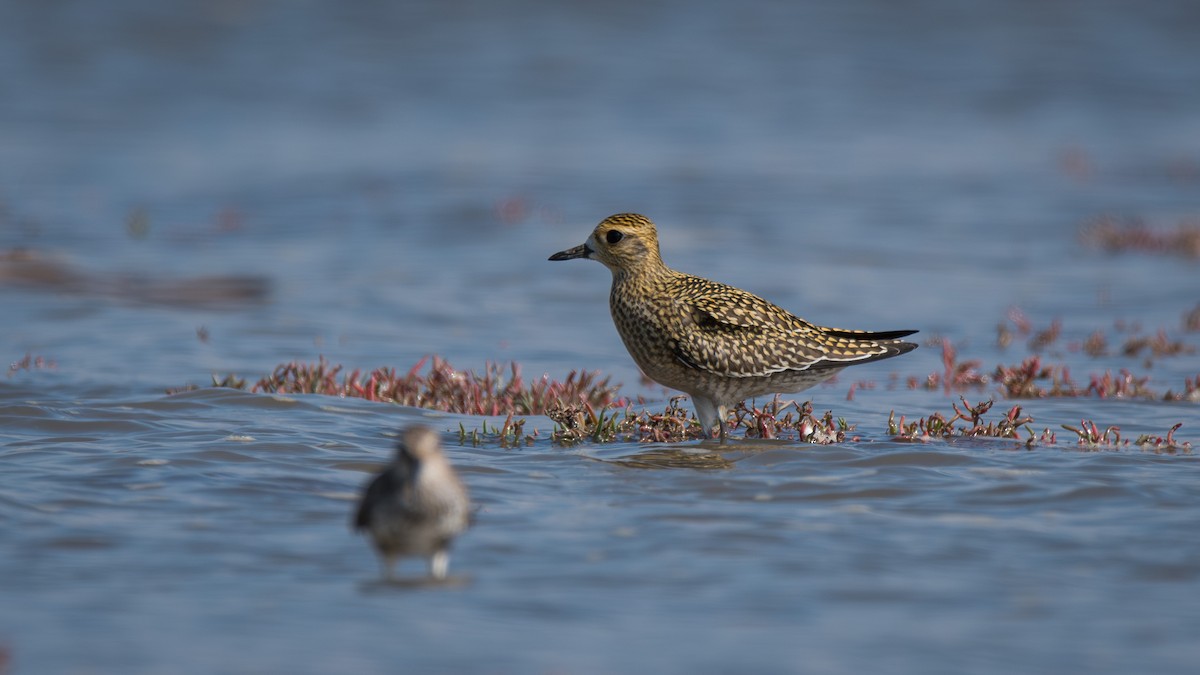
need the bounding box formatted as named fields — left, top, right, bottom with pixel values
left=353, top=461, right=418, bottom=530
left=669, top=278, right=911, bottom=378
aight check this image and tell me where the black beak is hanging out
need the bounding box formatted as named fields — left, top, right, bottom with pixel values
left=548, top=243, right=592, bottom=261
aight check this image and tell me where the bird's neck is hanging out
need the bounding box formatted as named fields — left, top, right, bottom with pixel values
left=610, top=256, right=673, bottom=288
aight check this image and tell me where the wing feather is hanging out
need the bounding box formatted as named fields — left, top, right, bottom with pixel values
left=668, top=276, right=913, bottom=379
left=353, top=449, right=419, bottom=529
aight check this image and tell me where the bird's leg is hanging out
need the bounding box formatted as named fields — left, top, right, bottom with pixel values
left=692, top=396, right=724, bottom=440
left=380, top=555, right=397, bottom=582
left=429, top=550, right=449, bottom=580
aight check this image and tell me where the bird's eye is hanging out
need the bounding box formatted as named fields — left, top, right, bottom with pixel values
left=606, top=230, right=624, bottom=244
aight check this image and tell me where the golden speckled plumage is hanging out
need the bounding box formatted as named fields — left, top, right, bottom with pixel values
left=549, top=213, right=918, bottom=438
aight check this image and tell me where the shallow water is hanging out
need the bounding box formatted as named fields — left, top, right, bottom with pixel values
left=3, top=1, right=1200, bottom=673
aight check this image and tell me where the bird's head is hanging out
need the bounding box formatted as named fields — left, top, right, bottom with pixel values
left=549, top=213, right=664, bottom=276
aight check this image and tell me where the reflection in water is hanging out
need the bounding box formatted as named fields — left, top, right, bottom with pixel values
left=357, top=575, right=472, bottom=592
left=604, top=437, right=825, bottom=470
left=610, top=447, right=738, bottom=470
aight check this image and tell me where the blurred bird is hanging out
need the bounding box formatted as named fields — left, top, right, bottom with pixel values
left=353, top=425, right=471, bottom=580
left=549, top=213, right=918, bottom=439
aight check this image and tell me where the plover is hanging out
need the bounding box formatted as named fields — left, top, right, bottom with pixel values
left=549, top=213, right=917, bottom=439
left=353, top=425, right=471, bottom=580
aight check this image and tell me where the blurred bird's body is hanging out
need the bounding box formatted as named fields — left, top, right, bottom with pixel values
left=354, top=426, right=470, bottom=580
left=549, top=213, right=918, bottom=439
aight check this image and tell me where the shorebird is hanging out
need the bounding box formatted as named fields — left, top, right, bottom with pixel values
left=549, top=213, right=918, bottom=440
left=353, top=425, right=471, bottom=580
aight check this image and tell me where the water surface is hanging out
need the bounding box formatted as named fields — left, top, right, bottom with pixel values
left=2, top=1, right=1199, bottom=673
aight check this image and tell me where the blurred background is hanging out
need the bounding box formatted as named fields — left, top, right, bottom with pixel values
left=2, top=1, right=1199, bottom=673
left=3, top=0, right=1197, bottom=389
